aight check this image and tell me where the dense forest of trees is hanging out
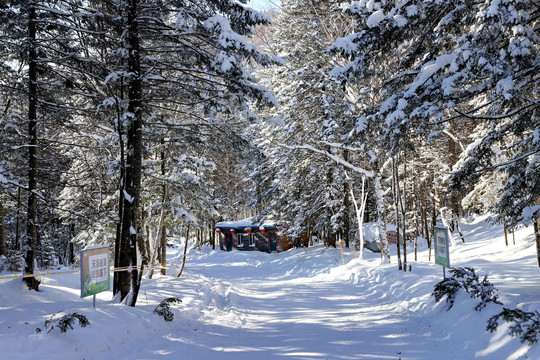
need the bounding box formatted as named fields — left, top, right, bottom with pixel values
left=0, top=0, right=538, bottom=305
left=252, top=0, right=539, bottom=269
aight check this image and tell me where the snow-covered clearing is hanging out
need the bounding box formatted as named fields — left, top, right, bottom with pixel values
left=1, top=217, right=539, bottom=360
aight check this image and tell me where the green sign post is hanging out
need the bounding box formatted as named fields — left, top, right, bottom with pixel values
left=433, top=226, right=450, bottom=278
left=80, top=246, right=110, bottom=307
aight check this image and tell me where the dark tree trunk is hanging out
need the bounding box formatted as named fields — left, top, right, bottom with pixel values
left=16, top=188, right=21, bottom=252
left=160, top=143, right=167, bottom=275
left=400, top=152, right=408, bottom=272
left=159, top=222, right=167, bottom=275
left=211, top=221, right=216, bottom=250
left=113, top=110, right=125, bottom=296
left=535, top=196, right=540, bottom=268
left=0, top=197, right=6, bottom=257
left=23, top=3, right=40, bottom=291
left=177, top=223, right=190, bottom=278
left=118, top=0, right=144, bottom=306
left=535, top=217, right=540, bottom=268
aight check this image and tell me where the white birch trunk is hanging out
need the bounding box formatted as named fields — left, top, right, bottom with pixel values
left=147, top=207, right=166, bottom=279
left=375, top=174, right=391, bottom=263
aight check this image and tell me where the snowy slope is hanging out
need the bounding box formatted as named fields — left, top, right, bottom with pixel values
left=1, top=217, right=539, bottom=360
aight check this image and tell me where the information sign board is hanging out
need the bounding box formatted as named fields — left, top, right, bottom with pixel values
left=80, top=246, right=110, bottom=298
left=434, top=226, right=450, bottom=268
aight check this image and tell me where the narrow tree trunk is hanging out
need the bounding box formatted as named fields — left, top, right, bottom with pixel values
left=347, top=173, right=367, bottom=260
left=160, top=143, right=167, bottom=275
left=535, top=196, right=540, bottom=267
left=160, top=221, right=167, bottom=275
left=68, top=223, right=75, bottom=265
left=147, top=226, right=158, bottom=279
left=342, top=150, right=351, bottom=248
left=307, top=219, right=313, bottom=247
left=374, top=172, right=390, bottom=263
left=23, top=3, right=40, bottom=291
left=0, top=197, right=6, bottom=257
left=211, top=221, right=216, bottom=250
left=16, top=188, right=21, bottom=252
left=177, top=223, right=190, bottom=278
left=400, top=152, right=407, bottom=272
left=534, top=217, right=540, bottom=268
left=392, top=157, right=402, bottom=270
left=430, top=206, right=437, bottom=261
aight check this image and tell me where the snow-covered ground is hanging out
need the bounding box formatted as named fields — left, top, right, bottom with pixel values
left=1, top=216, right=539, bottom=360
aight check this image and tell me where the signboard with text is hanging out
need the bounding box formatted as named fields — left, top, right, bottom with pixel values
left=434, top=226, right=450, bottom=268
left=387, top=230, right=397, bottom=244
left=80, top=246, right=110, bottom=298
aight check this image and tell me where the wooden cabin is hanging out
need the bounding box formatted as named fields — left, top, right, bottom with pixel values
left=216, top=220, right=291, bottom=253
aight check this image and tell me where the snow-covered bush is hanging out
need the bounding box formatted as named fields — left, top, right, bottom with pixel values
left=153, top=297, right=182, bottom=322
left=432, top=267, right=502, bottom=311
left=37, top=312, right=90, bottom=334
left=487, top=308, right=540, bottom=345
left=432, top=277, right=462, bottom=310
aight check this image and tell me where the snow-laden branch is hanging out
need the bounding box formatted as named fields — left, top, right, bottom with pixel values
left=453, top=101, right=538, bottom=121
left=0, top=174, right=46, bottom=201
left=279, top=143, right=375, bottom=178
left=280, top=143, right=391, bottom=263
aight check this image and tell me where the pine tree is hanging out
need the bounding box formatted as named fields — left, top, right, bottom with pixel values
left=331, top=0, right=539, bottom=264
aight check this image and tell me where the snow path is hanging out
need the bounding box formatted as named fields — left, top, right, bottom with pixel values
left=119, top=249, right=441, bottom=360
left=1, top=218, right=538, bottom=359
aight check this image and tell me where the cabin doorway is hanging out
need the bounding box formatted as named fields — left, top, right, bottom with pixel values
left=225, top=233, right=233, bottom=251
left=269, top=232, right=277, bottom=252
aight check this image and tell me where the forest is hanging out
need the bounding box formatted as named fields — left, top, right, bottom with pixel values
left=0, top=0, right=538, bottom=307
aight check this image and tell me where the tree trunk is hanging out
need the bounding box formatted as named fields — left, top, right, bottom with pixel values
left=535, top=218, right=540, bottom=268
left=347, top=172, right=367, bottom=260
left=118, top=0, right=144, bottom=306
left=146, top=225, right=158, bottom=279
left=392, top=157, right=402, bottom=270
left=211, top=221, right=216, bottom=250
left=113, top=110, right=125, bottom=296
left=342, top=150, right=351, bottom=248
left=400, top=152, right=407, bottom=272
left=374, top=172, right=390, bottom=263
left=23, top=3, right=40, bottom=291
left=160, top=144, right=167, bottom=275
left=0, top=197, right=6, bottom=257
left=535, top=196, right=540, bottom=268
left=430, top=206, right=438, bottom=261
left=177, top=223, right=190, bottom=278
left=16, top=188, right=21, bottom=253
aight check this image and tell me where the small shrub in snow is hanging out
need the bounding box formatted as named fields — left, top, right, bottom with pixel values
left=153, top=297, right=182, bottom=322
left=432, top=267, right=502, bottom=311
left=487, top=308, right=540, bottom=345
left=36, top=312, right=90, bottom=334
left=432, top=277, right=462, bottom=310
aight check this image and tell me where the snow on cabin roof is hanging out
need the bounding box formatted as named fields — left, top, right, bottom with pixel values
left=216, top=218, right=277, bottom=229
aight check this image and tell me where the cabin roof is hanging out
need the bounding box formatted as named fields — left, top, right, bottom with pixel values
left=216, top=218, right=279, bottom=230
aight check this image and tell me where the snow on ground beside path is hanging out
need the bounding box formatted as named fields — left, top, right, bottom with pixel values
left=1, top=216, right=539, bottom=360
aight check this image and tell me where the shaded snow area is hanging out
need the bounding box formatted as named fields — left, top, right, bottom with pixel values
left=1, top=216, right=539, bottom=360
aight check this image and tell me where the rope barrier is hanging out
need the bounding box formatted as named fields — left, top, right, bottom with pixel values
left=0, top=261, right=183, bottom=280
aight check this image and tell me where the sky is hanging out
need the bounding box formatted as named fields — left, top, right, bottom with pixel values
left=246, top=0, right=281, bottom=11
